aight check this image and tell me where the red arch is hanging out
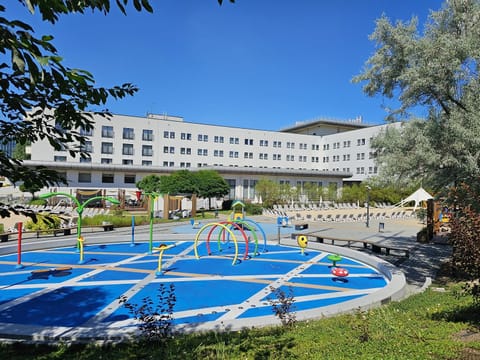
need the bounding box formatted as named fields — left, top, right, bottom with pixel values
left=206, top=221, right=250, bottom=261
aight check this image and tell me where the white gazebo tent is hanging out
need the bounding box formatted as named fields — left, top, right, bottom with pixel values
left=396, top=187, right=433, bottom=211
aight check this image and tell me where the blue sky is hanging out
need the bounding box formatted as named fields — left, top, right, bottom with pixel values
left=10, top=0, right=443, bottom=130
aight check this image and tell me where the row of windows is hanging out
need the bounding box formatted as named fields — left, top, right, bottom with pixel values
left=325, top=168, right=374, bottom=174
left=321, top=152, right=373, bottom=163
left=64, top=143, right=340, bottom=159
left=77, top=173, right=136, bottom=184
left=323, top=140, right=362, bottom=150
left=101, top=127, right=321, bottom=150
left=77, top=141, right=333, bottom=158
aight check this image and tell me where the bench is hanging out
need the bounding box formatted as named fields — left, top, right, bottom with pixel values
left=291, top=232, right=410, bottom=258
left=294, top=223, right=308, bottom=230
left=86, top=223, right=114, bottom=231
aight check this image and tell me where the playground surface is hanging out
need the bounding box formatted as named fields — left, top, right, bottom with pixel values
left=0, top=225, right=394, bottom=341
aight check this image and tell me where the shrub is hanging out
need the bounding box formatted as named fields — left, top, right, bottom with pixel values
left=119, top=283, right=176, bottom=342
left=28, top=199, right=47, bottom=206
left=449, top=206, right=480, bottom=304
left=25, top=213, right=62, bottom=231
left=245, top=203, right=263, bottom=215
left=268, top=286, right=296, bottom=327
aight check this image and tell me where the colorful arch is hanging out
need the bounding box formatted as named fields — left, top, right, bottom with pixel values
left=236, top=218, right=267, bottom=253
left=194, top=222, right=242, bottom=265
left=207, top=221, right=249, bottom=259
left=216, top=220, right=256, bottom=258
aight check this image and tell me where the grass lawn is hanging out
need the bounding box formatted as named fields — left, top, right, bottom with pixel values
left=0, top=281, right=479, bottom=359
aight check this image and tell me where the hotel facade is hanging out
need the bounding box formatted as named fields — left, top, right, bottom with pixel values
left=25, top=113, right=398, bottom=204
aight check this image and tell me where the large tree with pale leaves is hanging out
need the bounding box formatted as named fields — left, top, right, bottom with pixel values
left=354, top=0, right=480, bottom=208
left=354, top=0, right=480, bottom=296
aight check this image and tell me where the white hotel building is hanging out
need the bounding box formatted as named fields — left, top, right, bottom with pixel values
left=25, top=113, right=396, bottom=204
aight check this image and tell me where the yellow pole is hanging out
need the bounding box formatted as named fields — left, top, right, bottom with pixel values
left=153, top=243, right=175, bottom=276
left=78, top=236, right=85, bottom=264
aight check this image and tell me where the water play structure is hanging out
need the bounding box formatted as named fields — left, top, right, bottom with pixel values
left=0, top=218, right=407, bottom=341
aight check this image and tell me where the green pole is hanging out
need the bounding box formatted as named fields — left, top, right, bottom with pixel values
left=149, top=194, right=154, bottom=254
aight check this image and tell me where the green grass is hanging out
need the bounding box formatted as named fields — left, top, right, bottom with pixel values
left=1, top=283, right=479, bottom=359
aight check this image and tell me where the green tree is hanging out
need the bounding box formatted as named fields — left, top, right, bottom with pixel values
left=304, top=182, right=322, bottom=203
left=136, top=174, right=162, bottom=194
left=194, top=170, right=229, bottom=209
left=255, top=178, right=281, bottom=208
left=0, top=1, right=155, bottom=189
left=0, top=0, right=233, bottom=204
left=19, top=182, right=42, bottom=200
left=159, top=170, right=198, bottom=196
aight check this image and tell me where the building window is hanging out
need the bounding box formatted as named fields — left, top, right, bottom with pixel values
left=124, top=174, right=136, bottom=184
left=214, top=136, right=224, bottom=143
left=229, top=151, right=239, bottom=158
left=123, top=127, right=135, bottom=140
left=54, top=155, right=67, bottom=162
left=142, top=160, right=152, bottom=166
left=122, top=144, right=134, bottom=155
left=79, top=127, right=93, bottom=136
left=357, top=138, right=366, bottom=146
left=122, top=159, right=133, bottom=165
left=229, top=137, right=239, bottom=144
left=81, top=140, right=93, bottom=153
left=180, top=162, right=191, bottom=168
left=181, top=132, right=192, bottom=140
left=244, top=138, right=254, bottom=145
left=197, top=149, right=208, bottom=156
left=102, top=173, right=114, bottom=183
left=101, top=125, right=114, bottom=138
left=259, top=140, right=269, bottom=147
left=273, top=141, right=282, bottom=148
left=198, top=134, right=208, bottom=142
left=101, top=158, right=112, bottom=164
left=214, top=150, right=224, bottom=157
left=142, top=145, right=153, bottom=156
left=78, top=173, right=91, bottom=183
left=142, top=129, right=153, bottom=141
left=79, top=157, right=91, bottom=163
left=101, top=142, right=113, bottom=154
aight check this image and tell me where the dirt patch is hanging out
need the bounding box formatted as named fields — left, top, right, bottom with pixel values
left=455, top=329, right=480, bottom=343
left=454, top=330, right=480, bottom=360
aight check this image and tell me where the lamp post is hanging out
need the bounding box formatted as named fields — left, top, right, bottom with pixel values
left=40, top=192, right=119, bottom=250
left=366, top=186, right=371, bottom=228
